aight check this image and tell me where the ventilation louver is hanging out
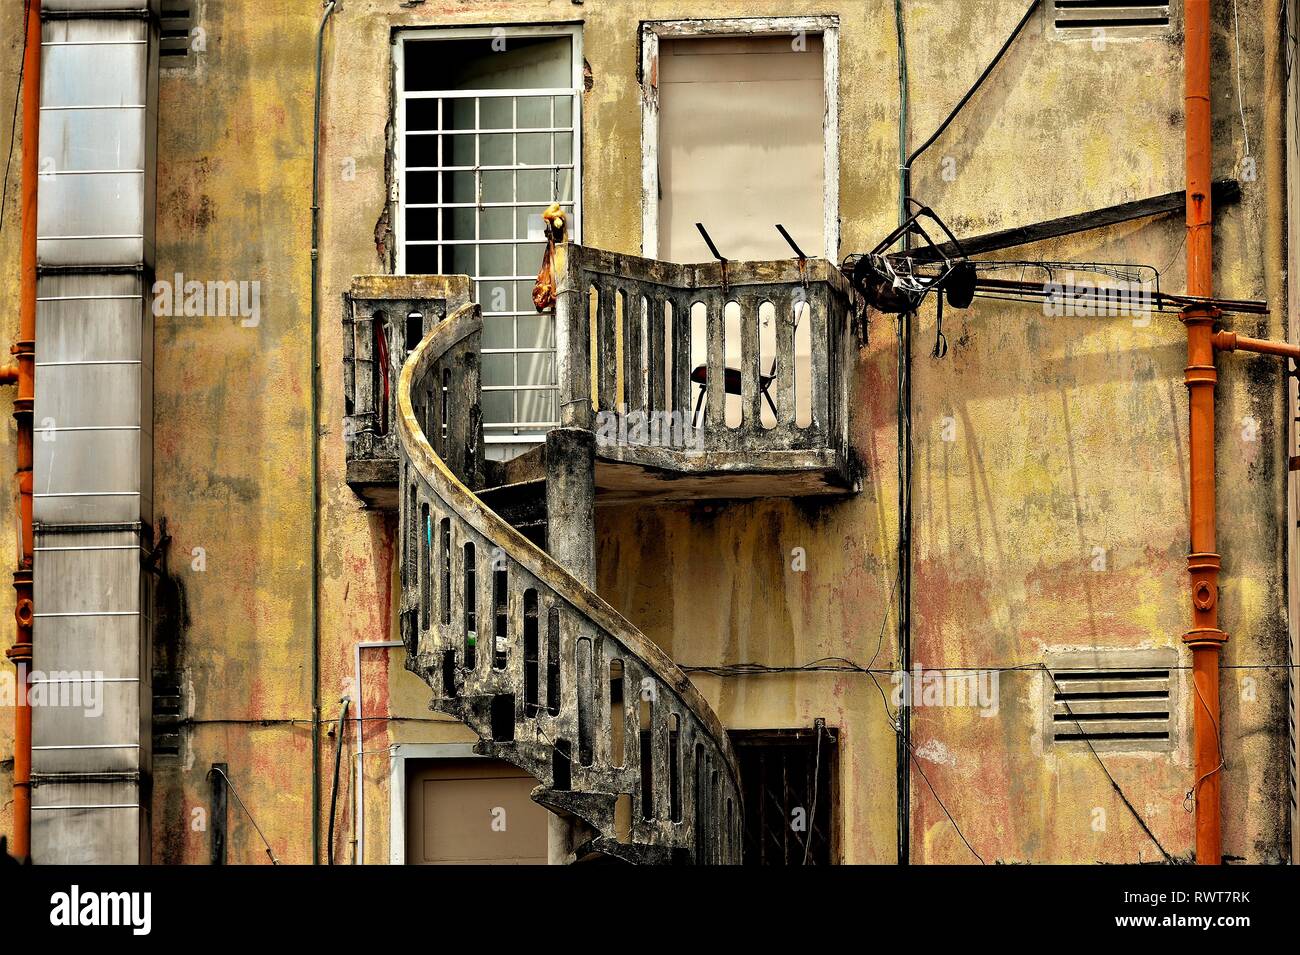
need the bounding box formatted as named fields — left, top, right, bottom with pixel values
left=1045, top=651, right=1176, bottom=751
left=152, top=673, right=182, bottom=757
left=160, top=2, right=195, bottom=63
left=1050, top=2, right=1173, bottom=39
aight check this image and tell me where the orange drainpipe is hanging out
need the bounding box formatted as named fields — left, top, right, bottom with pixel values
left=1181, top=0, right=1226, bottom=866
left=5, top=0, right=39, bottom=862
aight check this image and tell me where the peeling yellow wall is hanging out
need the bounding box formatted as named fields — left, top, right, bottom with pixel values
left=0, top=0, right=1289, bottom=864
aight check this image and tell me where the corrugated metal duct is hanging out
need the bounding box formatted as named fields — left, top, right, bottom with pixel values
left=31, top=0, right=158, bottom=864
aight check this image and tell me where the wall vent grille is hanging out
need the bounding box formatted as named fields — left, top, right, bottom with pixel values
left=160, top=2, right=195, bottom=62
left=1050, top=2, right=1173, bottom=39
left=152, top=673, right=182, bottom=757
left=1045, top=650, right=1177, bottom=751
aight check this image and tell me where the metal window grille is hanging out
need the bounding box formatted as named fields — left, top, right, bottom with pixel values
left=731, top=727, right=837, bottom=865
left=396, top=28, right=583, bottom=447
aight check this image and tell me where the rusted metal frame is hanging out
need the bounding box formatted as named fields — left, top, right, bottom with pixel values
left=903, top=179, right=1243, bottom=264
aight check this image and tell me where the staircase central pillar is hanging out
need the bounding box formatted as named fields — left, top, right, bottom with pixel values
left=544, top=426, right=598, bottom=862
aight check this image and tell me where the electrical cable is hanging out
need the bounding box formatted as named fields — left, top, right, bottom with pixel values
left=902, top=0, right=1042, bottom=192
left=801, top=722, right=823, bottom=865
left=861, top=649, right=985, bottom=863
left=908, top=749, right=986, bottom=864
left=1186, top=674, right=1227, bottom=822
left=683, top=659, right=1298, bottom=676
left=1232, top=0, right=1252, bottom=160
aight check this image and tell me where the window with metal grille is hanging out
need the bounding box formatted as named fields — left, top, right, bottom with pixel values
left=395, top=27, right=583, bottom=457
left=1044, top=650, right=1177, bottom=751
left=1049, top=2, right=1174, bottom=40
left=160, top=1, right=196, bottom=63
left=731, top=726, right=837, bottom=865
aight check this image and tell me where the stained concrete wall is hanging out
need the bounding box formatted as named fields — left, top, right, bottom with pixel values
left=0, top=0, right=1290, bottom=864
left=599, top=1, right=1289, bottom=863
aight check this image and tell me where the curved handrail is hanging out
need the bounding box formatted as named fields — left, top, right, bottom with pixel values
left=396, top=302, right=743, bottom=830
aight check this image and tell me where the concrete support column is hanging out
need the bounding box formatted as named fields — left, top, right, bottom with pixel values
left=543, top=426, right=596, bottom=863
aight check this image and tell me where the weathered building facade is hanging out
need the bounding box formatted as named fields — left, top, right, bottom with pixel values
left=0, top=0, right=1296, bottom=864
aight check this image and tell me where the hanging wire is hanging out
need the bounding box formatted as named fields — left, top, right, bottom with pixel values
left=1231, top=0, right=1252, bottom=160
left=207, top=765, right=280, bottom=864
left=801, top=722, right=824, bottom=865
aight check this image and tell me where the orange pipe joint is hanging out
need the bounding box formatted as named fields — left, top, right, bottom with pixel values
left=1212, top=329, right=1300, bottom=361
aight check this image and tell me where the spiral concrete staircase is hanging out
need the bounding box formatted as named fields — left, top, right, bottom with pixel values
left=395, top=301, right=744, bottom=864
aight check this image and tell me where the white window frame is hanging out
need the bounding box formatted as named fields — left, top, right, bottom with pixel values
left=393, top=24, right=584, bottom=447
left=639, top=16, right=839, bottom=262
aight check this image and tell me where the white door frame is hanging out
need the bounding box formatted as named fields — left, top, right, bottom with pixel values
left=639, top=16, right=840, bottom=260
left=387, top=742, right=484, bottom=866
